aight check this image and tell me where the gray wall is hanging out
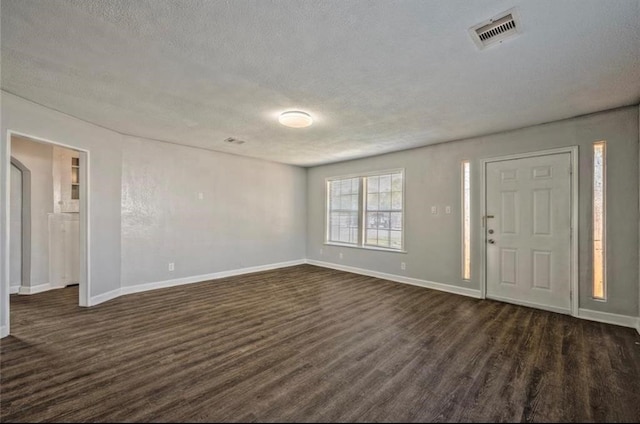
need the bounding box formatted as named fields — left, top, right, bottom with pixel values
left=1, top=91, right=307, bottom=336
left=307, top=106, right=639, bottom=317
left=11, top=136, right=53, bottom=287
left=1, top=92, right=124, bottom=335
left=120, top=136, right=307, bottom=286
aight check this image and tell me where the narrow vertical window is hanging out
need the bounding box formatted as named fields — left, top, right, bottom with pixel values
left=593, top=142, right=606, bottom=300
left=462, top=161, right=471, bottom=280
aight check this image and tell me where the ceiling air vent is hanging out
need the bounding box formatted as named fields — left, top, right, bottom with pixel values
left=224, top=137, right=246, bottom=145
left=469, top=8, right=521, bottom=50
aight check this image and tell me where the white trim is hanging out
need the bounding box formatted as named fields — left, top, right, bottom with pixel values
left=3, top=130, right=91, bottom=335
left=324, top=242, right=407, bottom=254
left=89, top=260, right=307, bottom=306
left=306, top=259, right=482, bottom=299
left=17, top=283, right=65, bottom=295
left=10, top=286, right=19, bottom=294
left=88, top=287, right=121, bottom=306
left=480, top=146, right=579, bottom=317
left=0, top=325, right=7, bottom=338
left=577, top=308, right=639, bottom=330
left=3, top=134, right=11, bottom=338
left=487, top=294, right=571, bottom=315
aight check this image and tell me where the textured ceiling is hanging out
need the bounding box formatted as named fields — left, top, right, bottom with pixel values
left=1, top=0, right=639, bottom=167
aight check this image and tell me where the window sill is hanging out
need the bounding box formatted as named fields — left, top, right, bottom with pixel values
left=324, top=242, right=407, bottom=254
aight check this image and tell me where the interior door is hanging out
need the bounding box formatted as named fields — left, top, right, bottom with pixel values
left=485, top=152, right=572, bottom=313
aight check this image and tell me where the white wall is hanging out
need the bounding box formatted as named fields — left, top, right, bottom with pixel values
left=10, top=136, right=54, bottom=287
left=307, top=106, right=639, bottom=318
left=120, top=136, right=307, bottom=286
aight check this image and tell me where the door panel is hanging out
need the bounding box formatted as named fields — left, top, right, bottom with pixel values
left=486, top=153, right=571, bottom=313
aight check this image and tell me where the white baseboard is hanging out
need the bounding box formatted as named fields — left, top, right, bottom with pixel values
left=88, top=287, right=122, bottom=306
left=17, top=283, right=59, bottom=295
left=0, top=325, right=8, bottom=338
left=487, top=294, right=571, bottom=315
left=305, top=259, right=482, bottom=299
left=10, top=286, right=20, bottom=294
left=89, top=259, right=307, bottom=306
left=577, top=308, right=639, bottom=330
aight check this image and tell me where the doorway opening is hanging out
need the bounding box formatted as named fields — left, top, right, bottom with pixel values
left=5, top=131, right=90, bottom=334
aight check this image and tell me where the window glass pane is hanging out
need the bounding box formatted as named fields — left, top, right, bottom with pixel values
left=351, top=194, right=359, bottom=210
left=379, top=175, right=391, bottom=192
left=390, top=212, right=402, bottom=230
left=366, top=229, right=378, bottom=245
left=366, top=212, right=378, bottom=229
left=331, top=181, right=341, bottom=196
left=340, top=179, right=351, bottom=194
left=377, top=230, right=390, bottom=247
left=390, top=231, right=402, bottom=249
left=331, top=225, right=340, bottom=240
left=391, top=173, right=402, bottom=191
left=379, top=192, right=391, bottom=210
left=463, top=161, right=471, bottom=280
left=367, top=176, right=379, bottom=193
left=367, top=193, right=379, bottom=211
left=391, top=192, right=402, bottom=210
left=340, top=195, right=351, bottom=209
left=327, top=178, right=360, bottom=245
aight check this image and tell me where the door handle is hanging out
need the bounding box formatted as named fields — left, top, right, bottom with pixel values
left=488, top=239, right=495, bottom=244
left=482, top=215, right=495, bottom=227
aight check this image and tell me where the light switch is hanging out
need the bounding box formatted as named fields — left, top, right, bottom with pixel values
left=445, top=206, right=451, bottom=214
left=198, top=192, right=204, bottom=200
left=431, top=206, right=438, bottom=215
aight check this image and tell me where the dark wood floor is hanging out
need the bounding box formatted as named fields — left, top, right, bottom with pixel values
left=1, top=264, right=639, bottom=422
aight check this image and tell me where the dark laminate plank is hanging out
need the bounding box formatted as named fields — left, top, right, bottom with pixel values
left=1, top=264, right=639, bottom=423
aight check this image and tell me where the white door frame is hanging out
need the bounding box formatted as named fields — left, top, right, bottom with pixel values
left=480, top=146, right=579, bottom=316
left=3, top=130, right=91, bottom=334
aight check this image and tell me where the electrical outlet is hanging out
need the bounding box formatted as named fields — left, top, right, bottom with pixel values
left=339, top=252, right=343, bottom=260
left=320, top=248, right=323, bottom=255
left=168, top=262, right=175, bottom=271
left=401, top=262, right=406, bottom=270
left=431, top=206, right=438, bottom=215
left=445, top=206, right=451, bottom=214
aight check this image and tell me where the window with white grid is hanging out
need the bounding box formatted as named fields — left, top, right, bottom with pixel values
left=364, top=172, right=403, bottom=249
left=326, top=170, right=404, bottom=251
left=327, top=177, right=360, bottom=245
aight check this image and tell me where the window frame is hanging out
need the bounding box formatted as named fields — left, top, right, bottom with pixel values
left=325, top=169, right=406, bottom=253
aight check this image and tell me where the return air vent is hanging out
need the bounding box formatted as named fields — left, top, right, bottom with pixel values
left=224, top=137, right=246, bottom=145
left=469, top=8, right=521, bottom=50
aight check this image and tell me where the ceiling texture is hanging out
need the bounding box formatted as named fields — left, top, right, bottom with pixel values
left=1, top=0, right=639, bottom=167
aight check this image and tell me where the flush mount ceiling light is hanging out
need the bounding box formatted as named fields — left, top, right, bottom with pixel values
left=278, top=111, right=313, bottom=128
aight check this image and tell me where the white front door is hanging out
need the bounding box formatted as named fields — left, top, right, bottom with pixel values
left=485, top=152, right=572, bottom=313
